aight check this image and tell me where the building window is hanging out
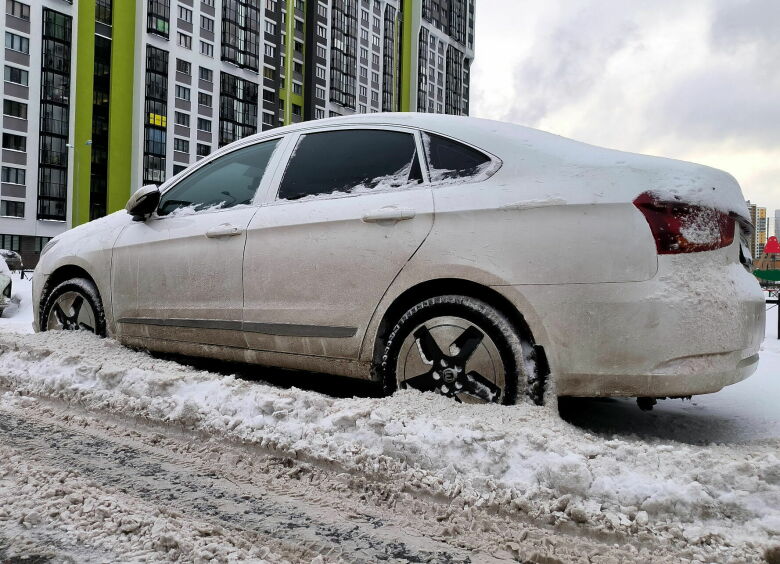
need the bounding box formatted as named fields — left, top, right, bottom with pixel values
left=294, top=0, right=304, bottom=10
left=178, top=32, right=191, bottom=49
left=95, top=0, right=111, bottom=25
left=89, top=32, right=113, bottom=220
left=201, top=15, right=214, bottom=32
left=292, top=82, right=302, bottom=95
left=175, top=84, right=190, bottom=100
left=0, top=234, right=20, bottom=252
left=176, top=58, right=191, bottom=75
left=0, top=200, right=24, bottom=218
left=144, top=45, right=168, bottom=185
left=264, top=20, right=276, bottom=34
left=202, top=0, right=214, bottom=6
left=315, top=107, right=324, bottom=119
left=1, top=166, right=24, bottom=184
left=173, top=138, right=189, bottom=153
left=317, top=2, right=326, bottom=17
left=174, top=111, right=190, bottom=127
left=265, top=0, right=276, bottom=11
left=292, top=103, right=301, bottom=117
left=316, top=44, right=326, bottom=59
left=264, top=44, right=275, bottom=57
left=372, top=53, right=379, bottom=66
left=196, top=143, right=210, bottom=157
left=330, top=0, right=358, bottom=110
left=3, top=99, right=27, bottom=119
left=262, top=66, right=274, bottom=80
left=147, top=0, right=170, bottom=38
left=198, top=92, right=212, bottom=107
left=222, top=0, right=261, bottom=72
left=200, top=40, right=213, bottom=57
left=177, top=5, right=192, bottom=22
left=4, top=65, right=28, bottom=86
left=37, top=8, right=72, bottom=221
left=6, top=0, right=30, bottom=20
left=199, top=67, right=213, bottom=82
left=359, top=85, right=366, bottom=97
left=197, top=117, right=211, bottom=132
left=372, top=71, right=378, bottom=83
left=293, top=61, right=303, bottom=74
left=316, top=65, right=326, bottom=80
left=219, top=72, right=257, bottom=147
left=315, top=86, right=325, bottom=100
left=2, top=133, right=25, bottom=151
left=4, top=32, right=29, bottom=54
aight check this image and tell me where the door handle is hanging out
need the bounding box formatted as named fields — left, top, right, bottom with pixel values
left=362, top=207, right=416, bottom=223
left=205, top=223, right=242, bottom=238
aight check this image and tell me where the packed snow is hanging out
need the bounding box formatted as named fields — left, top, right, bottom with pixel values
left=1, top=274, right=778, bottom=561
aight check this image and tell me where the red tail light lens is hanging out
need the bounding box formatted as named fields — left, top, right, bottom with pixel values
left=633, top=191, right=735, bottom=254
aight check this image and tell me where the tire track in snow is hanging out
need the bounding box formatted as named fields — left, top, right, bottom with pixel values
left=0, top=405, right=489, bottom=564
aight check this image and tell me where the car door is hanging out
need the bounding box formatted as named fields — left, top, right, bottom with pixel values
left=243, top=126, right=434, bottom=360
left=112, top=137, right=283, bottom=348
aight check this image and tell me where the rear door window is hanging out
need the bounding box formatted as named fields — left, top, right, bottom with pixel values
left=422, top=132, right=493, bottom=181
left=278, top=129, right=422, bottom=201
left=158, top=139, right=280, bottom=216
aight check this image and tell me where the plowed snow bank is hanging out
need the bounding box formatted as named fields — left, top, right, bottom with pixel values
left=0, top=331, right=777, bottom=560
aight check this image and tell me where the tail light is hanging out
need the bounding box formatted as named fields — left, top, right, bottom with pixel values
left=633, top=191, right=736, bottom=254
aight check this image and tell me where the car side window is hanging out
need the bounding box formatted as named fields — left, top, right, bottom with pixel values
left=278, top=129, right=422, bottom=201
left=422, top=132, right=493, bottom=181
left=157, top=138, right=280, bottom=216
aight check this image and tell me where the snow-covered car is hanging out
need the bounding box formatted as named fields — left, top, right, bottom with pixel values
left=32, top=114, right=765, bottom=405
left=0, top=254, right=12, bottom=316
left=0, top=249, right=22, bottom=271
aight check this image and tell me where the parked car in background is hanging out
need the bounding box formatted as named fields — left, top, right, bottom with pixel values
left=31, top=114, right=765, bottom=405
left=0, top=251, right=15, bottom=316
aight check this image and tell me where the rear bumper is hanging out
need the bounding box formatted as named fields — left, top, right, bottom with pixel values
left=498, top=249, right=765, bottom=397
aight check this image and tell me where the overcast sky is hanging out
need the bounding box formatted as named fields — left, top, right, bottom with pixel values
left=471, top=0, right=780, bottom=224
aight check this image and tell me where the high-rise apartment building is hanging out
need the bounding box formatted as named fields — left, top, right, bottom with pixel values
left=746, top=200, right=767, bottom=259
left=1, top=0, right=475, bottom=266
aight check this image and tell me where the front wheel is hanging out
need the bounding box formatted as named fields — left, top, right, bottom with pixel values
left=378, top=295, right=529, bottom=405
left=41, top=277, right=106, bottom=336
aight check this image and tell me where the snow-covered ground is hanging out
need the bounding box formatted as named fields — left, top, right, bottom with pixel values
left=1, top=271, right=778, bottom=562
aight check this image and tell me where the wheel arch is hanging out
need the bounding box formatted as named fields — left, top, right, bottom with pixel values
left=366, top=277, right=544, bottom=374
left=40, top=265, right=101, bottom=325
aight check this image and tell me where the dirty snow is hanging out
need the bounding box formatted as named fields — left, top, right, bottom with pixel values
left=0, top=277, right=778, bottom=561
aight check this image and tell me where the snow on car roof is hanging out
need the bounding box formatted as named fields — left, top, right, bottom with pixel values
left=186, top=113, right=748, bottom=217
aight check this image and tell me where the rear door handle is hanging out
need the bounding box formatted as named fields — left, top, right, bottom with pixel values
left=205, top=223, right=242, bottom=238
left=362, top=207, right=416, bottom=223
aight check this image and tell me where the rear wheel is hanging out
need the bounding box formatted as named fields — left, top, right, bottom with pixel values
left=41, top=278, right=106, bottom=337
left=378, top=295, right=527, bottom=405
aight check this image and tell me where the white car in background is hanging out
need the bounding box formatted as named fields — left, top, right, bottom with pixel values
left=32, top=114, right=765, bottom=405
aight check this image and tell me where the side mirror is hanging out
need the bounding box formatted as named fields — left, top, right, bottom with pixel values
left=126, top=184, right=161, bottom=221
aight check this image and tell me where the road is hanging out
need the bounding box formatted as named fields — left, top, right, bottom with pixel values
left=0, top=397, right=689, bottom=563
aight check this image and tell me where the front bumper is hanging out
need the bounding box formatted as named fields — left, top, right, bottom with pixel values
left=502, top=249, right=765, bottom=397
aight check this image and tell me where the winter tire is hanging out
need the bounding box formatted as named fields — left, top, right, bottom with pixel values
left=378, top=295, right=530, bottom=405
left=41, top=277, right=106, bottom=337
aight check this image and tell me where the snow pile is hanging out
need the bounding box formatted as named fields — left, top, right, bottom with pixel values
left=0, top=331, right=777, bottom=558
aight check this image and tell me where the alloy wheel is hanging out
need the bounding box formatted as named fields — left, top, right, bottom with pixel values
left=46, top=291, right=97, bottom=333
left=396, top=316, right=505, bottom=403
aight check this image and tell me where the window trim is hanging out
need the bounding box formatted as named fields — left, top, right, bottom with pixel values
left=419, top=130, right=503, bottom=186
left=152, top=133, right=290, bottom=218
left=268, top=125, right=430, bottom=204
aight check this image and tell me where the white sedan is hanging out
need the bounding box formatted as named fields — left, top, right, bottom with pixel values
left=32, top=114, right=765, bottom=405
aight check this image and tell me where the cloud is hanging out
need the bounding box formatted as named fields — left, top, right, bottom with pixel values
left=471, top=0, right=780, bottom=211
